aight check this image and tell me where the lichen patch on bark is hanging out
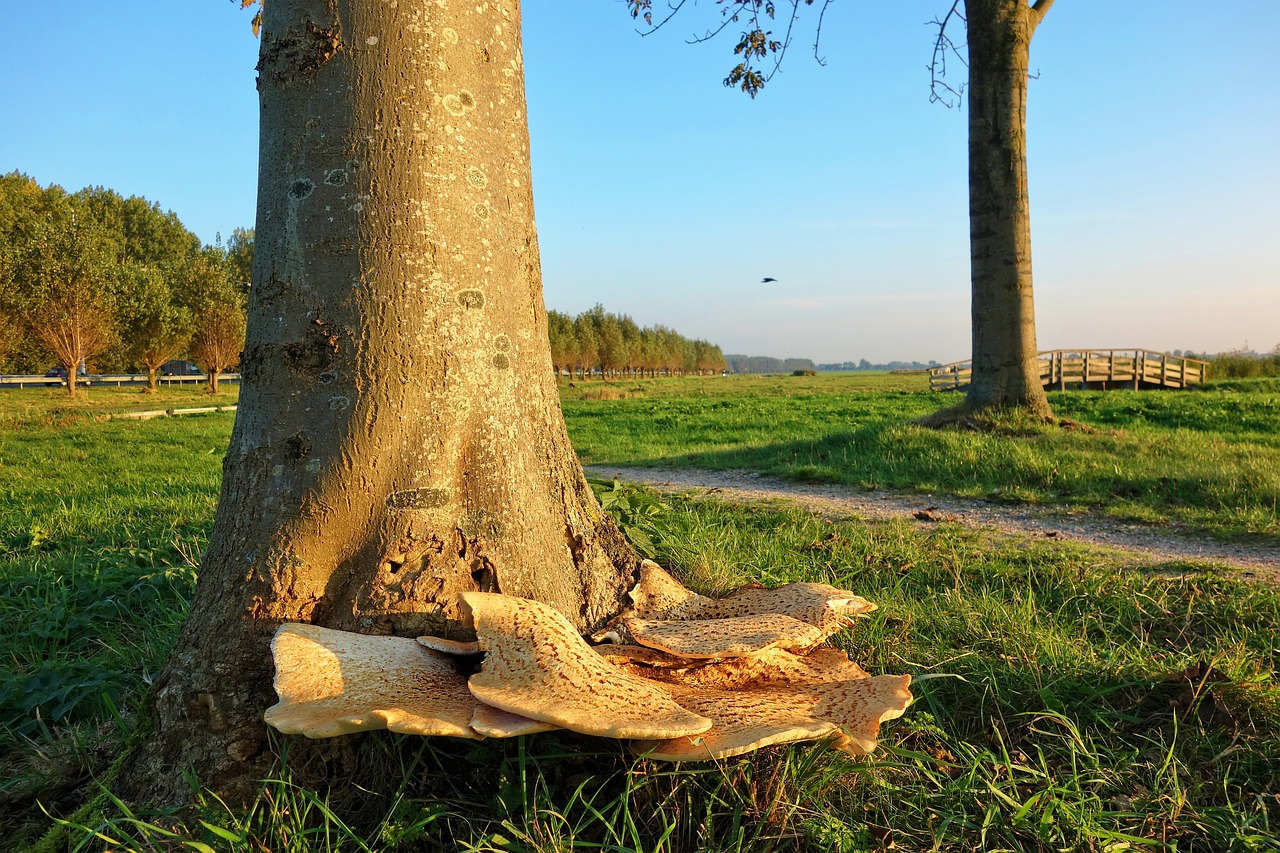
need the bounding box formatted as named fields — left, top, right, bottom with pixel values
left=387, top=488, right=451, bottom=510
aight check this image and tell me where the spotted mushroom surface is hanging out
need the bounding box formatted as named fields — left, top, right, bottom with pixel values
left=417, top=635, right=481, bottom=656
left=459, top=591, right=714, bottom=740
left=264, top=623, right=479, bottom=739
left=469, top=703, right=560, bottom=738
left=600, top=645, right=871, bottom=688
left=631, top=674, right=913, bottom=761
left=623, top=612, right=832, bottom=659
left=813, top=674, right=914, bottom=754
left=628, top=559, right=699, bottom=616
left=627, top=563, right=876, bottom=630
left=264, top=573, right=908, bottom=761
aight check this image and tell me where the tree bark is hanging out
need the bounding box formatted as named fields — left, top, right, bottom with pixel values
left=962, top=0, right=1054, bottom=418
left=118, top=0, right=636, bottom=807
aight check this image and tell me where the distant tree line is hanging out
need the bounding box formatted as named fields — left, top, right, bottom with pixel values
left=724, top=355, right=818, bottom=374
left=818, top=358, right=941, bottom=372
left=723, top=355, right=945, bottom=374
left=547, top=305, right=725, bottom=379
left=1202, top=346, right=1280, bottom=379
left=0, top=172, right=251, bottom=393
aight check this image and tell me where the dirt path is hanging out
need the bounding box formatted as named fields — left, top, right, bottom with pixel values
left=588, top=466, right=1280, bottom=583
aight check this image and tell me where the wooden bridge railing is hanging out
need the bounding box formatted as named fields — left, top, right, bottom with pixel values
left=929, top=349, right=1210, bottom=392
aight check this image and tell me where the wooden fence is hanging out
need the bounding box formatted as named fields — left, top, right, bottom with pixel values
left=929, top=349, right=1210, bottom=392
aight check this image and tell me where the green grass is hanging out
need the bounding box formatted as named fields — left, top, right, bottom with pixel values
left=0, top=412, right=227, bottom=833
left=564, top=373, right=1280, bottom=538
left=15, top=372, right=1279, bottom=537
left=13, top=494, right=1280, bottom=851
left=2, top=374, right=1279, bottom=851
left=0, top=384, right=240, bottom=431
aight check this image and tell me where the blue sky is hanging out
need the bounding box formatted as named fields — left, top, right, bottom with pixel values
left=4, top=2, right=1277, bottom=364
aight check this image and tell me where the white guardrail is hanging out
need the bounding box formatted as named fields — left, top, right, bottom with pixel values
left=0, top=373, right=241, bottom=389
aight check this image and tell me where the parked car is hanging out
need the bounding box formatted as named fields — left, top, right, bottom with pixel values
left=44, top=366, right=91, bottom=386
left=161, top=360, right=203, bottom=376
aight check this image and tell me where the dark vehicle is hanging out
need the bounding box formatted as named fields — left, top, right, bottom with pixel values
left=44, top=366, right=91, bottom=386
left=161, top=360, right=203, bottom=376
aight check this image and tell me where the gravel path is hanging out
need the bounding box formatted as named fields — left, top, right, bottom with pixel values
left=588, top=466, right=1280, bottom=584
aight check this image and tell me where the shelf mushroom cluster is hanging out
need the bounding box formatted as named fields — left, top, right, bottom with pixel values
left=264, top=561, right=912, bottom=761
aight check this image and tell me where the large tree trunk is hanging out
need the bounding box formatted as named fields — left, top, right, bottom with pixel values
left=962, top=0, right=1054, bottom=418
left=118, top=0, right=636, bottom=807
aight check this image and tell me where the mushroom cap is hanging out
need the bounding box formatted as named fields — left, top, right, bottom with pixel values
left=625, top=564, right=874, bottom=630
left=632, top=674, right=912, bottom=761
left=659, top=582, right=876, bottom=627
left=264, top=623, right=480, bottom=739
left=593, top=644, right=680, bottom=667
left=600, top=645, right=870, bottom=689
left=469, top=704, right=561, bottom=738
left=628, top=560, right=698, bottom=616
left=624, top=613, right=830, bottom=659
left=634, top=682, right=839, bottom=760
left=590, top=560, right=698, bottom=644
left=417, top=635, right=482, bottom=656
left=459, top=592, right=713, bottom=740
left=817, top=675, right=913, bottom=754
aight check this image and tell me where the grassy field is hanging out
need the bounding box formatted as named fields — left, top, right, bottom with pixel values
left=564, top=373, right=1280, bottom=539
left=2, top=375, right=1278, bottom=851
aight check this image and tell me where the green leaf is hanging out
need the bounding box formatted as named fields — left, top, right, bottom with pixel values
left=199, top=820, right=244, bottom=843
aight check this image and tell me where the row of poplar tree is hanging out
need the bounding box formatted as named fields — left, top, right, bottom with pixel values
left=547, top=306, right=725, bottom=380
left=0, top=173, right=725, bottom=390
left=0, top=172, right=252, bottom=392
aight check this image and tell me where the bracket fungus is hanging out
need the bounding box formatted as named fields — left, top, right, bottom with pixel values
left=600, top=561, right=877, bottom=643
left=598, top=645, right=872, bottom=689
left=623, top=613, right=831, bottom=658
left=416, top=635, right=481, bottom=656
left=631, top=675, right=913, bottom=761
left=626, top=558, right=699, bottom=616
left=263, top=623, right=480, bottom=739
left=468, top=703, right=560, bottom=738
left=658, top=578, right=876, bottom=626
left=456, top=591, right=713, bottom=740
left=263, top=563, right=911, bottom=763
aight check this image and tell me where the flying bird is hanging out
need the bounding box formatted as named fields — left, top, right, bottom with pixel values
left=761, top=277, right=778, bottom=283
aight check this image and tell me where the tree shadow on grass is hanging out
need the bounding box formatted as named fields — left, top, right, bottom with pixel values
left=595, top=424, right=1280, bottom=541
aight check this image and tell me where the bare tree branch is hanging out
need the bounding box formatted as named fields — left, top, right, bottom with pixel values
left=772, top=0, right=808, bottom=77
left=812, top=0, right=834, bottom=67
left=692, top=1, right=756, bottom=47
left=929, top=1, right=967, bottom=109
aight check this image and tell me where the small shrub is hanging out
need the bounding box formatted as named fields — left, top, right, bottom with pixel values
left=1210, top=349, right=1280, bottom=378
left=587, top=478, right=668, bottom=557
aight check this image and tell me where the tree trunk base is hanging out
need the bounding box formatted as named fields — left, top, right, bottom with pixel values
left=917, top=401, right=1057, bottom=432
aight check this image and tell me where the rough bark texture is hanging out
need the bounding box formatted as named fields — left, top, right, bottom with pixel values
left=962, top=0, right=1054, bottom=418
left=118, top=0, right=637, bottom=807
